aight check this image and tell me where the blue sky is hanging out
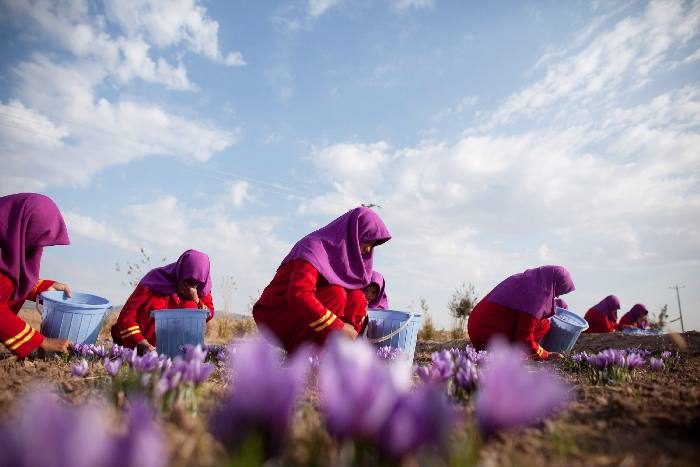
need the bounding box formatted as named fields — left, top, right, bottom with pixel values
left=1, top=0, right=699, bottom=330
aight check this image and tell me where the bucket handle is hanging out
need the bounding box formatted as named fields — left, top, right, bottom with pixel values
left=366, top=312, right=415, bottom=345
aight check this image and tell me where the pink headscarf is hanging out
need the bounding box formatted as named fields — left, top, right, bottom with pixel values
left=487, top=265, right=575, bottom=320
left=282, top=207, right=391, bottom=289
left=555, top=297, right=569, bottom=310
left=591, top=295, right=621, bottom=322
left=138, top=249, right=212, bottom=297
left=0, top=193, right=70, bottom=301
left=367, top=270, right=389, bottom=309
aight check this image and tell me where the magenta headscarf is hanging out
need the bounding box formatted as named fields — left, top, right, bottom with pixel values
left=624, top=303, right=649, bottom=322
left=139, top=249, right=212, bottom=297
left=282, top=207, right=391, bottom=289
left=367, top=270, right=389, bottom=309
left=487, top=265, right=575, bottom=320
left=0, top=193, right=70, bottom=301
left=555, top=297, right=569, bottom=309
left=591, top=295, right=621, bottom=322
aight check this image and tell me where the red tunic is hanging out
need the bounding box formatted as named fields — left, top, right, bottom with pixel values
left=253, top=259, right=367, bottom=352
left=583, top=308, right=616, bottom=333
left=616, top=312, right=642, bottom=330
left=111, top=285, right=214, bottom=348
left=0, top=272, right=55, bottom=358
left=467, top=298, right=551, bottom=360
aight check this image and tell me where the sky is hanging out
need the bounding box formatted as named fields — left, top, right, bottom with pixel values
left=1, top=0, right=698, bottom=331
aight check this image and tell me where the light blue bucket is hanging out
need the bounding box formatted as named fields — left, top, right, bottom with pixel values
left=150, top=309, right=207, bottom=358
left=39, top=291, right=112, bottom=344
left=540, top=307, right=589, bottom=353
left=366, top=309, right=422, bottom=364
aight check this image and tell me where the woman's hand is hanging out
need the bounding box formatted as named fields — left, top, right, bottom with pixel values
left=136, top=340, right=156, bottom=355
left=340, top=323, right=358, bottom=340
left=39, top=337, right=70, bottom=353
left=177, top=280, right=200, bottom=305
left=47, top=282, right=72, bottom=298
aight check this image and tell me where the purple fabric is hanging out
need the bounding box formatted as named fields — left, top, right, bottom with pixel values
left=486, top=266, right=575, bottom=320
left=554, top=298, right=568, bottom=310
left=282, top=207, right=391, bottom=289
left=591, top=295, right=621, bottom=322
left=0, top=193, right=70, bottom=301
left=367, top=270, right=389, bottom=309
left=624, top=303, right=649, bottom=322
left=138, top=249, right=212, bottom=297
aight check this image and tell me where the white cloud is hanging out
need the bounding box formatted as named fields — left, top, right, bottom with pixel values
left=63, top=211, right=136, bottom=251
left=486, top=0, right=700, bottom=128
left=104, top=0, right=245, bottom=66
left=228, top=180, right=251, bottom=207
left=308, top=0, right=341, bottom=19
left=0, top=48, right=237, bottom=191
left=391, top=0, right=435, bottom=13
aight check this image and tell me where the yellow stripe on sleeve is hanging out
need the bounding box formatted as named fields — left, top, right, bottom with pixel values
left=4, top=324, right=30, bottom=346
left=120, top=325, right=140, bottom=336
left=30, top=279, right=45, bottom=298
left=10, top=329, right=36, bottom=351
left=121, top=329, right=141, bottom=339
left=536, top=345, right=545, bottom=357
left=309, top=310, right=331, bottom=328
left=314, top=314, right=337, bottom=332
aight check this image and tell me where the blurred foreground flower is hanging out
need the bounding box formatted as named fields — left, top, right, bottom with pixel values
left=0, top=389, right=165, bottom=467
left=209, top=337, right=309, bottom=458
left=475, top=339, right=570, bottom=436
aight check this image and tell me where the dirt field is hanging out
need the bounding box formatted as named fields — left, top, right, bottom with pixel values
left=1, top=311, right=698, bottom=466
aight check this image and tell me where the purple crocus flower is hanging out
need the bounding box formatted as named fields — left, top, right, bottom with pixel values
left=650, top=357, right=664, bottom=371
left=431, top=350, right=455, bottom=381
left=455, top=358, right=479, bottom=392
left=209, top=336, right=309, bottom=456
left=660, top=351, right=672, bottom=359
left=378, top=382, right=455, bottom=460
left=132, top=351, right=163, bottom=373
left=475, top=339, right=570, bottom=436
left=71, top=359, right=89, bottom=377
left=318, top=336, right=408, bottom=440
left=625, top=353, right=645, bottom=370
left=110, top=344, right=125, bottom=358
left=103, top=358, right=122, bottom=377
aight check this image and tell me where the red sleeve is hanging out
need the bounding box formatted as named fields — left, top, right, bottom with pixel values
left=198, top=293, right=215, bottom=321
left=287, top=260, right=344, bottom=338
left=515, top=312, right=549, bottom=360
left=27, top=279, right=56, bottom=302
left=115, top=285, right=152, bottom=347
left=0, top=274, right=44, bottom=358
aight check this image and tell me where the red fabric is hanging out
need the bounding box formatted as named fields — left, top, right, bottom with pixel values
left=616, top=312, right=642, bottom=330
left=0, top=273, right=54, bottom=358
left=467, top=298, right=550, bottom=360
left=253, top=259, right=366, bottom=352
left=111, top=285, right=214, bottom=348
left=583, top=308, right=616, bottom=333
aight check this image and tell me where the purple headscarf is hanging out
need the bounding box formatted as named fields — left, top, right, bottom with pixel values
left=0, top=193, right=70, bottom=301
left=282, top=207, right=391, bottom=289
left=625, top=303, right=649, bottom=322
left=367, top=270, right=389, bottom=309
left=591, top=295, right=621, bottom=322
left=487, top=265, right=575, bottom=320
left=554, top=297, right=569, bottom=310
left=138, top=249, right=212, bottom=297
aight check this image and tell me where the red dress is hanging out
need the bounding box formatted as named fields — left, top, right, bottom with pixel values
left=111, top=285, right=214, bottom=348
left=583, top=308, right=616, bottom=333
left=467, top=298, right=551, bottom=360
left=253, top=259, right=367, bottom=352
left=0, top=273, right=55, bottom=358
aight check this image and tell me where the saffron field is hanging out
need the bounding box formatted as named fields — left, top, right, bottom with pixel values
left=0, top=310, right=698, bottom=467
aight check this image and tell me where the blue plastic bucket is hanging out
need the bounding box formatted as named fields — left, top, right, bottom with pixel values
left=39, top=291, right=112, bottom=344
left=150, top=309, right=207, bottom=357
left=365, top=309, right=422, bottom=364
left=540, top=307, right=589, bottom=353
